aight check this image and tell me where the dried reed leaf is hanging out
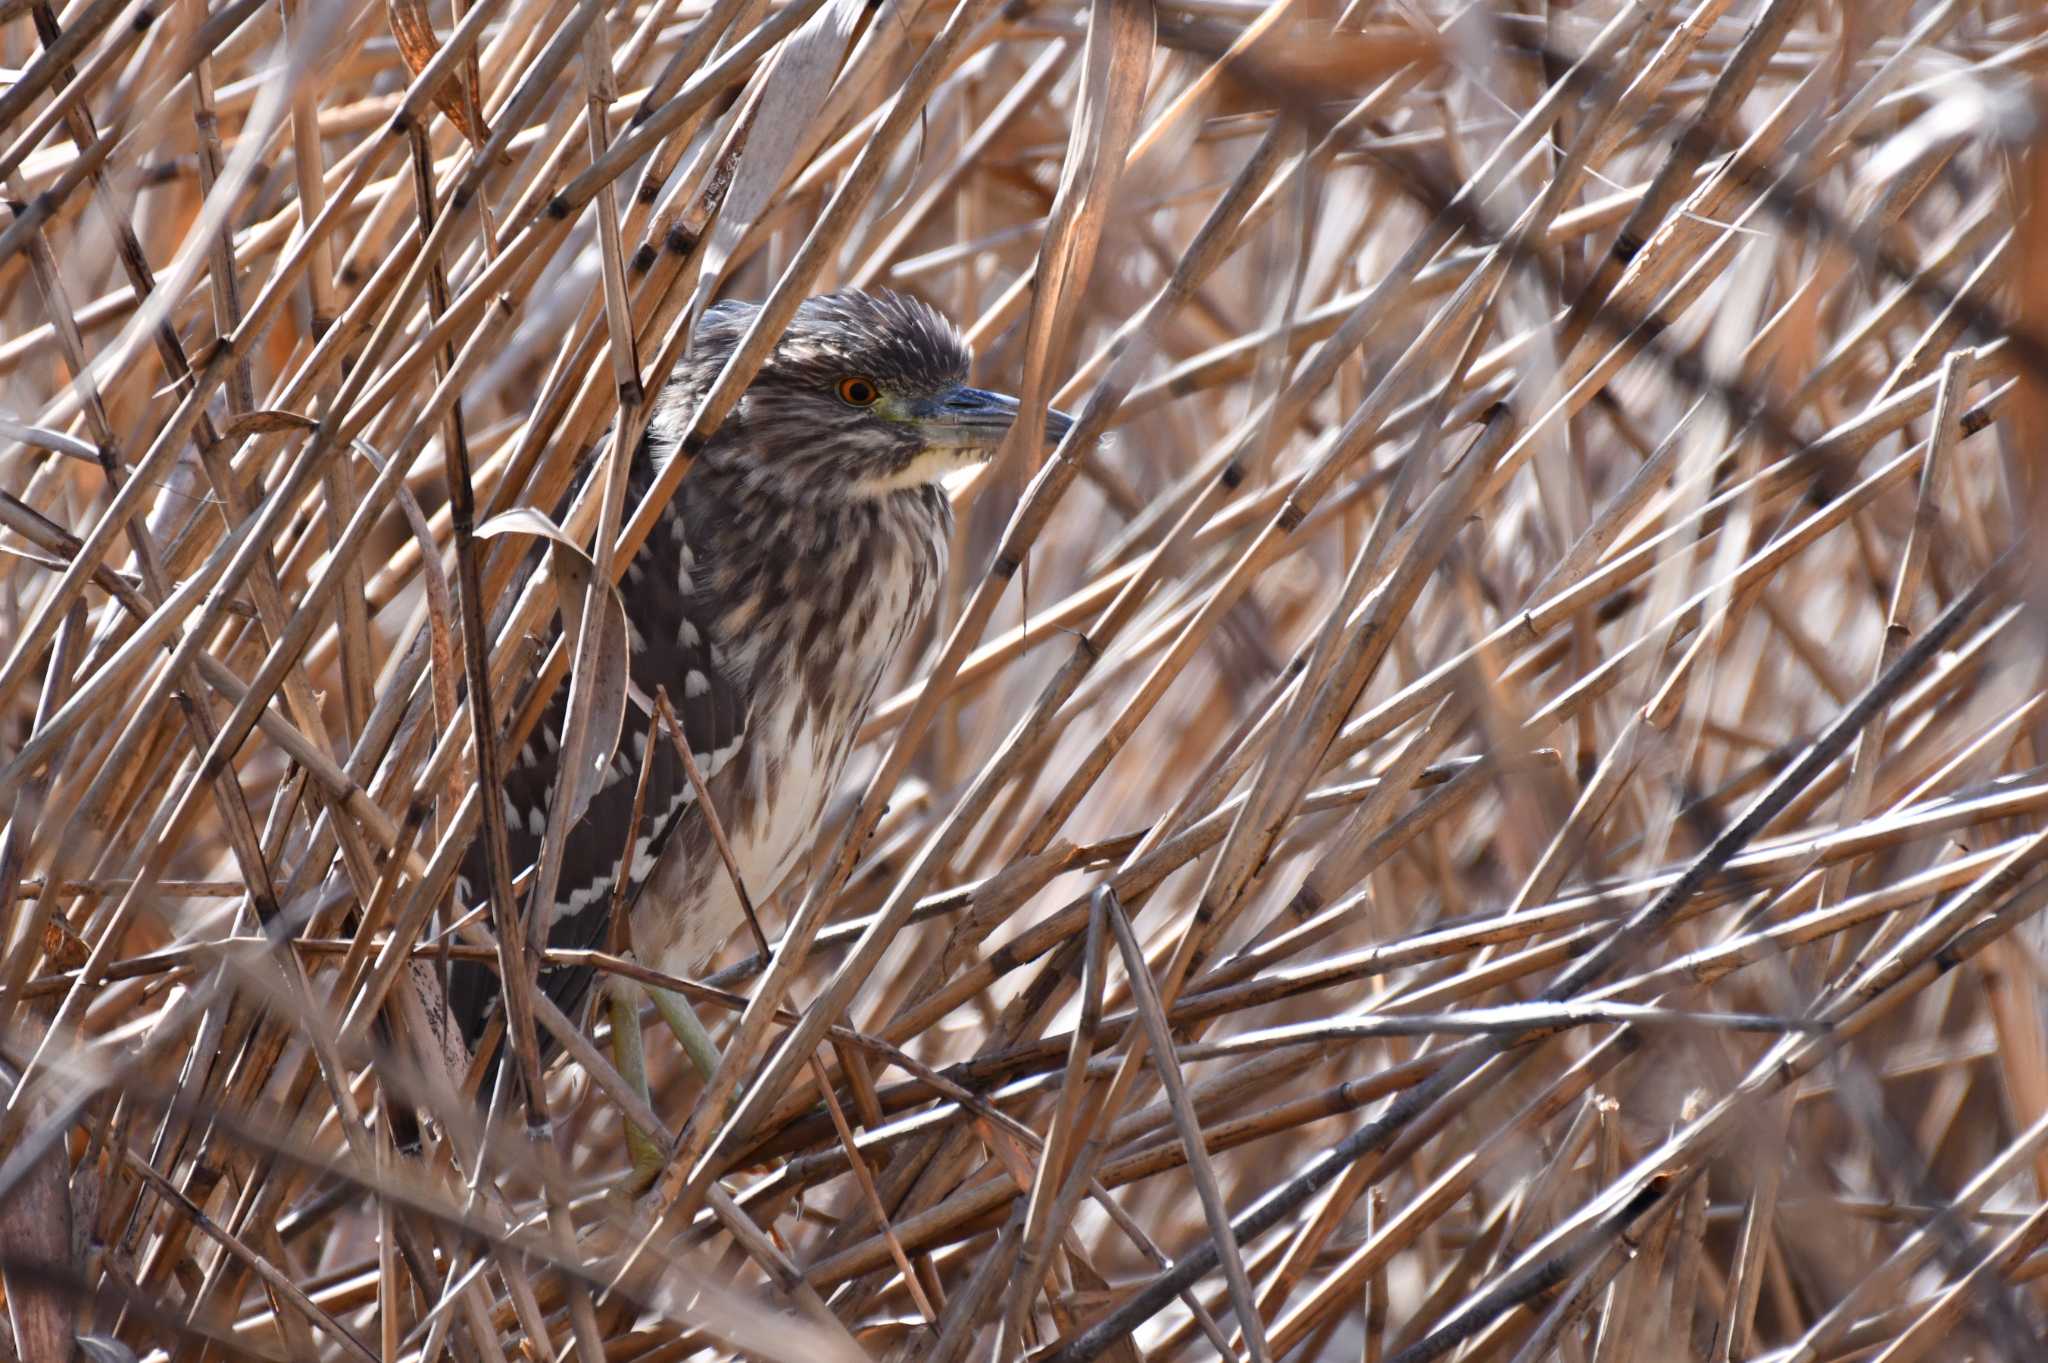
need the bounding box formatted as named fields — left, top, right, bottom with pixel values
left=385, top=0, right=492, bottom=144
left=1207, top=23, right=1441, bottom=116
left=218, top=408, right=317, bottom=438
left=475, top=508, right=630, bottom=826
left=691, top=0, right=868, bottom=308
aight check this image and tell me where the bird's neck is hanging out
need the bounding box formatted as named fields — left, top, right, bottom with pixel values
left=670, top=466, right=952, bottom=688
left=690, top=467, right=953, bottom=558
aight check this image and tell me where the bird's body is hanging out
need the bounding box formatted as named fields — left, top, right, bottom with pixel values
left=445, top=290, right=1062, bottom=1085
left=621, top=453, right=949, bottom=981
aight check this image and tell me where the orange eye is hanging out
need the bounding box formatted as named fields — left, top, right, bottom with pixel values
left=836, top=376, right=881, bottom=407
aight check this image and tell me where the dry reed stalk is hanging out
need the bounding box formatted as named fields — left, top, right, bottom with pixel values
left=7, top=2, right=2048, bottom=1361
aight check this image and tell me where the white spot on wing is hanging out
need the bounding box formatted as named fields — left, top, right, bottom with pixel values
left=561, top=880, right=611, bottom=917
left=630, top=835, right=659, bottom=883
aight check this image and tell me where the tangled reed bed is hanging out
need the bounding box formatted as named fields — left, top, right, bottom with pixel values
left=5, top=0, right=2048, bottom=1358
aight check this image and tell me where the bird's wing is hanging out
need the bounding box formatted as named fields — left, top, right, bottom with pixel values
left=447, top=485, right=747, bottom=1071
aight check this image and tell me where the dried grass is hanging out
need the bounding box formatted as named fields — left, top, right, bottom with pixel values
left=4, top=0, right=2048, bottom=1359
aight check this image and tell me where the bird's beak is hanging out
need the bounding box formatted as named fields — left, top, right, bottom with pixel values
left=913, top=386, right=1075, bottom=456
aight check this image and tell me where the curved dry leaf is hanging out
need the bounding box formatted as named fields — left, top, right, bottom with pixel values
left=358, top=439, right=463, bottom=798
left=220, top=408, right=317, bottom=439
left=691, top=0, right=868, bottom=310
left=386, top=0, right=493, bottom=145
left=1203, top=22, right=1441, bottom=116
left=546, top=541, right=631, bottom=828
left=474, top=505, right=572, bottom=548
left=475, top=506, right=630, bottom=827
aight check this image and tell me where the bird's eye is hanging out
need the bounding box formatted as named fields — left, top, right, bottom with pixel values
left=835, top=376, right=881, bottom=407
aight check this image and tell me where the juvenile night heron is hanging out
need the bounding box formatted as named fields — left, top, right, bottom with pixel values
left=445, top=289, right=1070, bottom=1131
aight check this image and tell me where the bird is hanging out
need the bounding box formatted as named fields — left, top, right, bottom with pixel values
left=443, top=288, right=1072, bottom=1107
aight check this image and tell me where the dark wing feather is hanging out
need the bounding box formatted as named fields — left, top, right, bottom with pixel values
left=447, top=467, right=746, bottom=1080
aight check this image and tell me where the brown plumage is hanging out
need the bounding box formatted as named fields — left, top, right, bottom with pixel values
left=447, top=289, right=1070, bottom=1090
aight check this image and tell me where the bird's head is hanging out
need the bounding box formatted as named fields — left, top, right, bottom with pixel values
left=676, top=289, right=1072, bottom=502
